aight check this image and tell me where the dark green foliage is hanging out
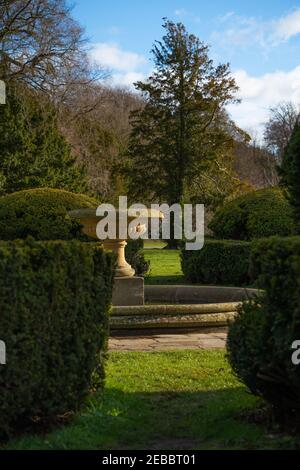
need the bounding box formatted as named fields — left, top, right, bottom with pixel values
left=0, top=188, right=99, bottom=241
left=280, top=122, right=300, bottom=232
left=227, top=237, right=300, bottom=428
left=210, top=188, right=294, bottom=240
left=181, top=239, right=251, bottom=286
left=127, top=20, right=238, bottom=203
left=125, top=239, right=149, bottom=276
left=0, top=188, right=150, bottom=274
left=126, top=20, right=238, bottom=247
left=0, top=238, right=114, bottom=437
left=0, top=82, right=87, bottom=194
left=109, top=238, right=149, bottom=277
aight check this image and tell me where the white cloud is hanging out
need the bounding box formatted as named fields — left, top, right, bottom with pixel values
left=90, top=43, right=148, bottom=89
left=111, top=71, right=146, bottom=88
left=174, top=8, right=200, bottom=23
left=175, top=8, right=187, bottom=17
left=219, top=12, right=235, bottom=23
left=213, top=7, right=300, bottom=52
left=212, top=13, right=269, bottom=53
left=227, top=66, right=300, bottom=139
left=90, top=43, right=147, bottom=72
left=274, top=8, right=300, bottom=42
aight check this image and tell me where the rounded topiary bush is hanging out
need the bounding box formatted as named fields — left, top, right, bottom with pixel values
left=0, top=188, right=99, bottom=241
left=209, top=188, right=295, bottom=240
left=0, top=188, right=149, bottom=275
left=181, top=239, right=251, bottom=286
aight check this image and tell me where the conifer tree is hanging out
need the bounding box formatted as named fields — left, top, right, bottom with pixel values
left=280, top=120, right=300, bottom=232
left=0, top=82, right=87, bottom=194
left=126, top=19, right=239, bottom=247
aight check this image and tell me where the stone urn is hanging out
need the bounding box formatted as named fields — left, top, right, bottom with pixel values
left=68, top=208, right=163, bottom=278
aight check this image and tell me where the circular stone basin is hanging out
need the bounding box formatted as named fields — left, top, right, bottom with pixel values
left=144, top=285, right=260, bottom=304
left=111, top=285, right=262, bottom=330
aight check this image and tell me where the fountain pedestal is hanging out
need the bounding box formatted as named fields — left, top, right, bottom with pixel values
left=113, top=276, right=144, bottom=306
left=68, top=208, right=163, bottom=306
left=102, top=239, right=135, bottom=277
left=102, top=239, right=144, bottom=306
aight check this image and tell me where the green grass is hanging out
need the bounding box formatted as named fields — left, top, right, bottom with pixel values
left=143, top=239, right=167, bottom=249
left=3, top=351, right=298, bottom=450
left=144, top=248, right=184, bottom=284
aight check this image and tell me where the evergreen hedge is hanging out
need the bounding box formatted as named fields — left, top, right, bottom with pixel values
left=227, top=237, right=300, bottom=428
left=181, top=239, right=251, bottom=286
left=0, top=239, right=114, bottom=437
left=0, top=188, right=99, bottom=241
left=209, top=188, right=294, bottom=240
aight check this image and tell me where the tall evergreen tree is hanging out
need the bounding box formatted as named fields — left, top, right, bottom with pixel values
left=0, top=82, right=87, bottom=194
left=126, top=19, right=239, bottom=247
left=280, top=120, right=300, bottom=232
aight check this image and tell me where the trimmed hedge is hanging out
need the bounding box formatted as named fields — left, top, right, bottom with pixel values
left=0, top=188, right=149, bottom=275
left=181, top=239, right=251, bottom=286
left=0, top=188, right=99, bottom=241
left=227, top=237, right=300, bottom=428
left=0, top=239, right=114, bottom=437
left=209, top=188, right=295, bottom=240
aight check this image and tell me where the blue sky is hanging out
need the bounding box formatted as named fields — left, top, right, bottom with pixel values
left=73, top=0, right=300, bottom=137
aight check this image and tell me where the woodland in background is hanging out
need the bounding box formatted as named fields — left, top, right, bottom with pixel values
left=0, top=1, right=298, bottom=209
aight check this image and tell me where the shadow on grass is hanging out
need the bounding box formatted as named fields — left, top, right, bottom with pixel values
left=4, top=386, right=290, bottom=451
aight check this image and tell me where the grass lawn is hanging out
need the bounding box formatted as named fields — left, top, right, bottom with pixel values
left=143, top=247, right=184, bottom=284
left=143, top=239, right=167, bottom=249
left=3, top=350, right=297, bottom=450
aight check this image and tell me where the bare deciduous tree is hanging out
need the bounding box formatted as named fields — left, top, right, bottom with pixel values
left=264, top=102, right=300, bottom=163
left=234, top=138, right=279, bottom=188
left=59, top=84, right=144, bottom=199
left=0, top=0, right=107, bottom=99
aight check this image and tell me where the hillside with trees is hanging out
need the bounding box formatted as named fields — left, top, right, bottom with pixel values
left=0, top=1, right=289, bottom=208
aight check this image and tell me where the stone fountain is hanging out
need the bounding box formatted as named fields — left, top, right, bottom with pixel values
left=68, top=208, right=262, bottom=331
left=68, top=208, right=163, bottom=306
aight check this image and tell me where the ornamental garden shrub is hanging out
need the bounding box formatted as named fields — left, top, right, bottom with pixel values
left=209, top=188, right=295, bottom=241
left=0, top=238, right=114, bottom=438
left=125, top=238, right=149, bottom=276
left=227, top=237, right=300, bottom=428
left=181, top=239, right=251, bottom=286
left=0, top=188, right=99, bottom=241
left=0, top=187, right=148, bottom=275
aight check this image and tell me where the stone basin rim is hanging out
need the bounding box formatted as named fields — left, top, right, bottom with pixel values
left=144, top=284, right=262, bottom=304
left=111, top=284, right=262, bottom=329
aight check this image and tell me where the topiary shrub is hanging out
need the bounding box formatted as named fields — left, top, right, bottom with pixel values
left=209, top=188, right=295, bottom=240
left=0, top=238, right=114, bottom=438
left=227, top=237, right=300, bottom=428
left=0, top=188, right=99, bottom=241
left=125, top=239, right=149, bottom=276
left=181, top=239, right=251, bottom=286
left=0, top=187, right=149, bottom=275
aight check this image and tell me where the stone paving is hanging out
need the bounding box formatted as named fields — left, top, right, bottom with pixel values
left=109, top=327, right=227, bottom=351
